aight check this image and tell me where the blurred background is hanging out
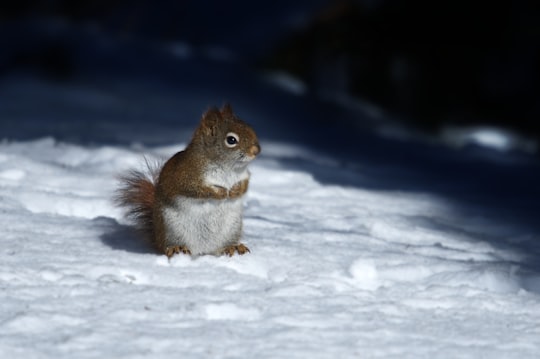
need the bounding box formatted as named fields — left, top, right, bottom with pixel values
left=0, top=0, right=539, bottom=154
left=1, top=0, right=539, bottom=241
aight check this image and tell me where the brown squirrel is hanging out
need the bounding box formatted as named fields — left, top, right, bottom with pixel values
left=115, top=104, right=260, bottom=258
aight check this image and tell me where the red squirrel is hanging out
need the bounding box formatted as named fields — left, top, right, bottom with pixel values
left=116, top=104, right=260, bottom=257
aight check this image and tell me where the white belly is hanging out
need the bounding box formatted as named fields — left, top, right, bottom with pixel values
left=162, top=196, right=243, bottom=255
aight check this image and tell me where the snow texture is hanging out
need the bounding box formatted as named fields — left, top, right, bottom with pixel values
left=1, top=26, right=540, bottom=359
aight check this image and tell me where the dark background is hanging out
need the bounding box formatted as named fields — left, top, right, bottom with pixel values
left=1, top=0, right=539, bottom=146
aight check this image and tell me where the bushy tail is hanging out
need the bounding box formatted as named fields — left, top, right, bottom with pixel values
left=115, top=160, right=160, bottom=241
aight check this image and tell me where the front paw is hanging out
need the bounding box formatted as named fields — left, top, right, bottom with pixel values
left=229, top=180, right=248, bottom=198
left=221, top=243, right=251, bottom=257
left=209, top=185, right=228, bottom=199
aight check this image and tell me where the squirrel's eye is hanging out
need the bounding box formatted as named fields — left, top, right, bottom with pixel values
left=225, top=132, right=239, bottom=148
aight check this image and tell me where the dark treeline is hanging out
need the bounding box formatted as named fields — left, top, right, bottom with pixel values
left=2, top=0, right=539, bottom=141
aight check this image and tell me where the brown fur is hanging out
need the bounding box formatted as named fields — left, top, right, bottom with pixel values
left=115, top=104, right=260, bottom=257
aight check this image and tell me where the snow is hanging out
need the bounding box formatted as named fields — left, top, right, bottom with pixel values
left=441, top=126, right=538, bottom=154
left=261, top=71, right=308, bottom=96
left=1, top=21, right=540, bottom=358
left=1, top=131, right=540, bottom=358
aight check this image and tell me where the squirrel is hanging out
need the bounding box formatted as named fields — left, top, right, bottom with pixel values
left=115, top=104, right=260, bottom=258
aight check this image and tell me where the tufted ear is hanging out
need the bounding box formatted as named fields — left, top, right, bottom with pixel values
left=200, top=107, right=221, bottom=137
left=221, top=103, right=234, bottom=117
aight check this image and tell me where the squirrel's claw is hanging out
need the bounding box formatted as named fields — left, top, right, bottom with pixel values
left=165, top=245, right=191, bottom=258
left=236, top=243, right=251, bottom=255
left=221, top=243, right=250, bottom=257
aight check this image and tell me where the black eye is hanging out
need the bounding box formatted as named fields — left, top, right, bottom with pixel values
left=225, top=132, right=239, bottom=148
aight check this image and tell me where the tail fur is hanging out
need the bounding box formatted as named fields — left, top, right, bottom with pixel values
left=115, top=160, right=160, bottom=242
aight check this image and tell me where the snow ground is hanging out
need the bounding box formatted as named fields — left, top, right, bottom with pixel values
left=1, top=24, right=540, bottom=358
left=1, top=133, right=540, bottom=358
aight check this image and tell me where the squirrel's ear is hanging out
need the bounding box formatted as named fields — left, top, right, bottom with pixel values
left=221, top=103, right=234, bottom=117
left=200, top=107, right=221, bottom=136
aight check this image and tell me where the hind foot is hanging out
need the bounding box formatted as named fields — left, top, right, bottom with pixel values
left=221, top=243, right=251, bottom=257
left=165, top=245, right=191, bottom=258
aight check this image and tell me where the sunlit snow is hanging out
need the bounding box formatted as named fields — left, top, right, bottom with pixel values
left=1, top=131, right=539, bottom=358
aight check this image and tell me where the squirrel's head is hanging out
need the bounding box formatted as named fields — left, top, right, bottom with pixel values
left=191, top=104, right=260, bottom=167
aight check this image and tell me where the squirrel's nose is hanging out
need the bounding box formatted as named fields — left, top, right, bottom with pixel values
left=250, top=143, right=261, bottom=156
